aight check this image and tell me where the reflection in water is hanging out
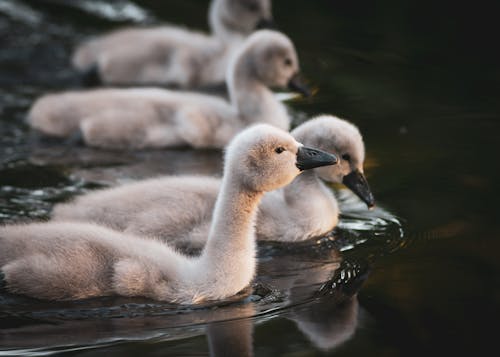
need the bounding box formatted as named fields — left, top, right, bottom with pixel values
left=206, top=290, right=362, bottom=356
left=206, top=312, right=254, bottom=357
left=205, top=255, right=368, bottom=356
left=290, top=296, right=358, bottom=351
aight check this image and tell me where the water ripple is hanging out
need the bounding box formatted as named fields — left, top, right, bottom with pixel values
left=71, top=0, right=153, bottom=22
left=0, top=0, right=43, bottom=25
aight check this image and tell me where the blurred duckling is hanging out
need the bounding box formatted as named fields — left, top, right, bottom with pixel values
left=29, top=30, right=310, bottom=149
left=73, top=0, right=274, bottom=88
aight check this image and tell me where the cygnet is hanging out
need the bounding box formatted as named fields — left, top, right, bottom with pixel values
left=73, top=0, right=274, bottom=88
left=0, top=124, right=337, bottom=302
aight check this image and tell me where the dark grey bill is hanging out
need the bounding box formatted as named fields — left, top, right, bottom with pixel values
left=342, top=170, right=375, bottom=208
left=296, top=146, right=338, bottom=171
left=255, top=18, right=276, bottom=30
left=287, top=73, right=312, bottom=97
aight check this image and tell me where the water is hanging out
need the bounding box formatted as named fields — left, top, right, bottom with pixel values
left=0, top=0, right=499, bottom=355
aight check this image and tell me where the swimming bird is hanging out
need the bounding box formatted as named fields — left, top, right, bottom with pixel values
left=53, top=115, right=374, bottom=249
left=29, top=30, right=310, bottom=149
left=0, top=124, right=337, bottom=302
left=73, top=0, right=274, bottom=88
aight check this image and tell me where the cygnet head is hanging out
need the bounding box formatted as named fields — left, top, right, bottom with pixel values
left=210, top=0, right=273, bottom=39
left=291, top=115, right=375, bottom=208
left=228, top=30, right=311, bottom=96
left=225, top=124, right=338, bottom=192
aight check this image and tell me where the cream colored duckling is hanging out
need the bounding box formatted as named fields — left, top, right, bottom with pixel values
left=29, top=30, right=309, bottom=149
left=53, top=115, right=373, bottom=249
left=73, top=0, right=274, bottom=88
left=0, top=125, right=337, bottom=302
left=258, top=115, right=374, bottom=241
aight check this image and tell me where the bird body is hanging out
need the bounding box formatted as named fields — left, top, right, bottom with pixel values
left=0, top=124, right=338, bottom=302
left=72, top=0, right=273, bottom=88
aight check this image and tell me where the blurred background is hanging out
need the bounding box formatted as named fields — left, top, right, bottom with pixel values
left=0, top=0, right=499, bottom=355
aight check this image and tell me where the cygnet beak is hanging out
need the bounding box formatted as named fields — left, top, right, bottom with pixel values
left=287, top=73, right=312, bottom=97
left=342, top=170, right=375, bottom=208
left=296, top=146, right=338, bottom=171
left=255, top=18, right=276, bottom=30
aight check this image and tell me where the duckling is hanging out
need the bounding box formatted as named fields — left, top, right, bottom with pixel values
left=73, top=0, right=273, bottom=88
left=0, top=124, right=337, bottom=302
left=258, top=115, right=375, bottom=241
left=29, top=30, right=309, bottom=149
left=53, top=115, right=374, bottom=248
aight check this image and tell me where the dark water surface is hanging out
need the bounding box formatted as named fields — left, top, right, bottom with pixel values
left=1, top=0, right=499, bottom=355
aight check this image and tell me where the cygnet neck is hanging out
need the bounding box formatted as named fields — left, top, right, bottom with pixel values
left=202, top=169, right=263, bottom=266
left=209, top=0, right=247, bottom=44
left=228, top=64, right=289, bottom=130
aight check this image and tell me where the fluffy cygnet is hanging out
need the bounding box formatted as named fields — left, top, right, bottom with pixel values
left=29, top=30, right=310, bottom=149
left=53, top=115, right=374, bottom=248
left=73, top=0, right=274, bottom=88
left=0, top=124, right=337, bottom=302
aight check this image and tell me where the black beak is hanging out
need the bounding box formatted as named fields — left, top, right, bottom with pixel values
left=342, top=170, right=375, bottom=208
left=255, top=18, right=276, bottom=30
left=287, top=73, right=312, bottom=97
left=296, top=146, right=338, bottom=171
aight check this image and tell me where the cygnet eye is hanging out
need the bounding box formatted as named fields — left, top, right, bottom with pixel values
left=284, top=58, right=293, bottom=66
left=342, top=153, right=351, bottom=161
left=275, top=146, right=286, bottom=154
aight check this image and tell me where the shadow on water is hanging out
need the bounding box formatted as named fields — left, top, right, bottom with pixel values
left=1, top=0, right=499, bottom=355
